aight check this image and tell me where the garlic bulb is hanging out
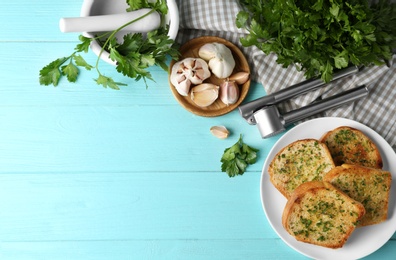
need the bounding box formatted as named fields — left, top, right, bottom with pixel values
left=220, top=80, right=239, bottom=106
left=190, top=83, right=219, bottom=107
left=198, top=43, right=235, bottom=79
left=170, top=58, right=211, bottom=96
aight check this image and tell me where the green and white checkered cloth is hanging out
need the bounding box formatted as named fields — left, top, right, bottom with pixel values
left=175, top=0, right=396, bottom=149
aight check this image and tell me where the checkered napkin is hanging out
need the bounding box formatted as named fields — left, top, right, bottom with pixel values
left=175, top=0, right=396, bottom=150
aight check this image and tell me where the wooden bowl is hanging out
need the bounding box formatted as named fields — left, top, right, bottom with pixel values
left=169, top=36, right=251, bottom=117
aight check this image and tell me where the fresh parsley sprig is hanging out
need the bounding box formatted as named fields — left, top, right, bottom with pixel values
left=236, top=0, right=396, bottom=82
left=39, top=0, right=179, bottom=89
left=221, top=134, right=259, bottom=177
left=39, top=35, right=94, bottom=87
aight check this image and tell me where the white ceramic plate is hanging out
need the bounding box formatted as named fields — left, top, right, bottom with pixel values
left=261, top=117, right=396, bottom=260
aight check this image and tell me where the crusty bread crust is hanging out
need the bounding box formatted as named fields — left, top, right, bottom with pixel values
left=324, top=164, right=392, bottom=226
left=282, top=181, right=365, bottom=248
left=320, top=126, right=383, bottom=168
left=269, top=139, right=335, bottom=198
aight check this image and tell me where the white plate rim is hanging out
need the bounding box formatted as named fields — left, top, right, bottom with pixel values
left=260, top=117, right=396, bottom=260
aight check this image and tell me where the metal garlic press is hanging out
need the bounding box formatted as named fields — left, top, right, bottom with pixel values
left=238, top=66, right=370, bottom=138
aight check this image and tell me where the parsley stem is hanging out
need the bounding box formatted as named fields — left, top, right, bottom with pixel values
left=94, top=8, right=158, bottom=73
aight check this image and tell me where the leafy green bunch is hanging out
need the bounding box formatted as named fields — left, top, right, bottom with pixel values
left=39, top=0, right=179, bottom=89
left=221, top=135, right=259, bottom=177
left=236, top=0, right=396, bottom=82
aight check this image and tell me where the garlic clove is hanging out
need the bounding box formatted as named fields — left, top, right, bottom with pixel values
left=219, top=80, right=240, bottom=106
left=187, top=58, right=211, bottom=85
left=198, top=43, right=218, bottom=61
left=210, top=125, right=230, bottom=139
left=228, top=72, right=250, bottom=85
left=191, top=69, right=210, bottom=84
left=198, top=43, right=235, bottom=79
left=208, top=57, right=235, bottom=79
left=190, top=83, right=219, bottom=107
left=171, top=74, right=191, bottom=96
left=170, top=58, right=211, bottom=96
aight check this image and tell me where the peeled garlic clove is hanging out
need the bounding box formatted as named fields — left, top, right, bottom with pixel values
left=198, top=43, right=235, bottom=79
left=170, top=58, right=211, bottom=96
left=220, top=80, right=239, bottom=106
left=210, top=125, right=230, bottom=139
left=229, top=72, right=250, bottom=85
left=190, top=83, right=219, bottom=107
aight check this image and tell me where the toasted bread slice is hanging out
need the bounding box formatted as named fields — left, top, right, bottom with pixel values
left=324, top=164, right=392, bottom=226
left=269, top=139, right=335, bottom=198
left=320, top=126, right=382, bottom=168
left=282, top=181, right=365, bottom=248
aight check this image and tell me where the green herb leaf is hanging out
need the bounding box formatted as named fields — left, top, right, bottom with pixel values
left=73, top=55, right=94, bottom=70
left=237, top=0, right=396, bottom=82
left=95, top=74, right=127, bottom=90
left=334, top=51, right=349, bottom=69
left=39, top=0, right=179, bottom=89
left=126, top=0, right=145, bottom=11
left=220, top=134, right=259, bottom=177
left=235, top=11, right=249, bottom=29
left=152, top=0, right=168, bottom=15
left=75, top=35, right=92, bottom=53
left=61, top=61, right=79, bottom=83
left=107, top=27, right=178, bottom=87
left=39, top=57, right=68, bottom=86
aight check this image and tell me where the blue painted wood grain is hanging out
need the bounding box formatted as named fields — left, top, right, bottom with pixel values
left=0, top=0, right=394, bottom=259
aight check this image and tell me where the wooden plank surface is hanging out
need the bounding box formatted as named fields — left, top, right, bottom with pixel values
left=1, top=0, right=395, bottom=259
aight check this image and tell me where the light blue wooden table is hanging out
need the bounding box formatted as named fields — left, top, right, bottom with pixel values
left=0, top=1, right=395, bottom=259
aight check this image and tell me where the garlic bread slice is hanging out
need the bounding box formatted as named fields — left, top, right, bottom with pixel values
left=269, top=139, right=335, bottom=198
left=320, top=126, right=383, bottom=168
left=324, top=164, right=392, bottom=226
left=282, top=181, right=365, bottom=248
